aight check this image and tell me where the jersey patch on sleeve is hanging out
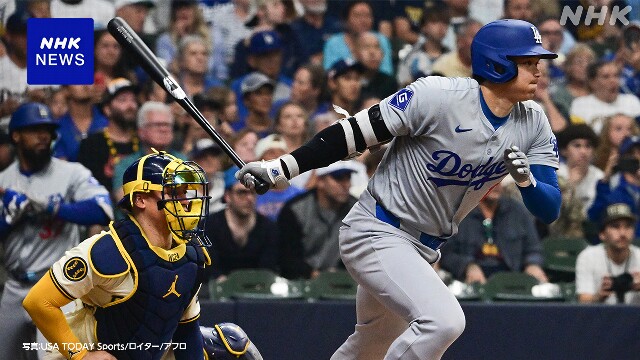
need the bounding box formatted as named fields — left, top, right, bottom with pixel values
left=388, top=88, right=414, bottom=112
left=63, top=257, right=88, bottom=282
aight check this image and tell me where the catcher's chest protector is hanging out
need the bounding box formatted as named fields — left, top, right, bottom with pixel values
left=94, top=218, right=206, bottom=360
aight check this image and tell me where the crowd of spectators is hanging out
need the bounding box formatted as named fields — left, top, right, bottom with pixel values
left=2, top=0, right=640, bottom=305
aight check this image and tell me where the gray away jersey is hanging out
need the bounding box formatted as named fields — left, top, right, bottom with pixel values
left=371, top=76, right=558, bottom=238
left=0, top=157, right=112, bottom=274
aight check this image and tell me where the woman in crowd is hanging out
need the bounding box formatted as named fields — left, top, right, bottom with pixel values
left=593, top=113, right=640, bottom=171
left=549, top=44, right=596, bottom=120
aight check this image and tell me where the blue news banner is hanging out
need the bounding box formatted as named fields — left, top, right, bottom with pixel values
left=27, top=18, right=94, bottom=85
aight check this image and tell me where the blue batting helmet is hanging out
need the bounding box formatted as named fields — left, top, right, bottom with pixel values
left=471, top=19, right=558, bottom=83
left=9, top=102, right=59, bottom=135
left=201, top=323, right=263, bottom=360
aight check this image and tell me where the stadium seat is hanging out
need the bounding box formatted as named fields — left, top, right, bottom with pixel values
left=542, top=237, right=588, bottom=283
left=213, top=269, right=304, bottom=300
left=305, top=270, right=358, bottom=301
left=483, top=272, right=563, bottom=302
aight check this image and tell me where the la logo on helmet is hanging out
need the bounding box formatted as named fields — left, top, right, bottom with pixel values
left=531, top=26, right=542, bottom=44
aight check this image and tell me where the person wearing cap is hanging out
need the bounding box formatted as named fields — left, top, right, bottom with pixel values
left=0, top=102, right=112, bottom=358
left=53, top=85, right=109, bottom=162
left=204, top=167, right=279, bottom=283
left=231, top=30, right=293, bottom=125
left=114, top=0, right=155, bottom=34
left=322, top=1, right=394, bottom=76
left=50, top=0, right=115, bottom=30
left=231, top=0, right=302, bottom=79
left=588, top=135, right=640, bottom=242
left=235, top=72, right=276, bottom=136
left=441, top=181, right=548, bottom=285
left=189, top=138, right=225, bottom=213
left=78, top=78, right=140, bottom=192
left=111, top=101, right=185, bottom=218
left=576, top=203, right=640, bottom=304
left=556, top=124, right=603, bottom=213
left=22, top=149, right=211, bottom=360
left=327, top=58, right=365, bottom=117
left=237, top=19, right=563, bottom=358
left=254, top=134, right=304, bottom=221
left=277, top=161, right=357, bottom=280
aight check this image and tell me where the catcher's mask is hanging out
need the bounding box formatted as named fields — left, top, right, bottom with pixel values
left=118, top=149, right=211, bottom=246
left=201, top=323, right=263, bottom=360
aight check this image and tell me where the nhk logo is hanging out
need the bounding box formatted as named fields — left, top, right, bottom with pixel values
left=560, top=5, right=632, bottom=26
left=27, top=18, right=94, bottom=85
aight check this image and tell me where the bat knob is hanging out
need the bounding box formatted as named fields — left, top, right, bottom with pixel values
left=254, top=179, right=270, bottom=195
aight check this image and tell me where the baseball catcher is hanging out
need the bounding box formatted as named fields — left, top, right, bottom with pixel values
left=23, top=150, right=211, bottom=359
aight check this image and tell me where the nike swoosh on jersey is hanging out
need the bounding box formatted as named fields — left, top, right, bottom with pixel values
left=454, top=125, right=472, bottom=133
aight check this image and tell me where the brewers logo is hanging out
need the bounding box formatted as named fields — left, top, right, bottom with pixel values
left=63, top=257, right=88, bottom=281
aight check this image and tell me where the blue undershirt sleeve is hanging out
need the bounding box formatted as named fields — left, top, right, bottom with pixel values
left=517, top=164, right=561, bottom=224
left=56, top=198, right=110, bottom=226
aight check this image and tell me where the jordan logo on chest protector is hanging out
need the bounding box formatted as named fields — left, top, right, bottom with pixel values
left=163, top=275, right=181, bottom=298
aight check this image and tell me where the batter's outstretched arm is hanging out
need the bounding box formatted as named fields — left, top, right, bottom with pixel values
left=236, top=104, right=393, bottom=187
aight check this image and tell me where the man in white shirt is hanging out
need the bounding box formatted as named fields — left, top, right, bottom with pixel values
left=576, top=203, right=640, bottom=304
left=570, top=60, right=640, bottom=134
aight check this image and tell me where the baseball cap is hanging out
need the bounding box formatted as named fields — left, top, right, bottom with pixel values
left=248, top=30, right=283, bottom=55
left=5, top=9, right=30, bottom=34
left=255, top=134, right=287, bottom=159
left=316, top=161, right=358, bottom=178
left=115, top=0, right=155, bottom=10
left=241, top=72, right=275, bottom=96
left=190, top=138, right=222, bottom=159
left=102, top=78, right=138, bottom=105
left=619, top=135, right=640, bottom=155
left=327, top=58, right=364, bottom=80
left=600, top=203, right=637, bottom=229
left=556, top=124, right=599, bottom=150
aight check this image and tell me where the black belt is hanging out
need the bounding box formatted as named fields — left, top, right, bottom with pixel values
left=9, top=269, right=48, bottom=285
left=375, top=203, right=445, bottom=250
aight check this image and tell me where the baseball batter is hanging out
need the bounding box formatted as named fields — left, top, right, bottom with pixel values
left=0, top=103, right=113, bottom=359
left=238, top=19, right=562, bottom=359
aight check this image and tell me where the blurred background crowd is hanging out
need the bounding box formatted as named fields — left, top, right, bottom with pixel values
left=2, top=0, right=640, bottom=305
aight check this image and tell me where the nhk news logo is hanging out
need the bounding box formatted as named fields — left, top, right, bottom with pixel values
left=27, top=18, right=94, bottom=85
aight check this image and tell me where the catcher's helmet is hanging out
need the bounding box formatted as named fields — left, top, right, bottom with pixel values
left=9, top=102, right=59, bottom=136
left=201, top=324, right=263, bottom=360
left=471, top=19, right=558, bottom=83
left=118, top=149, right=210, bottom=246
